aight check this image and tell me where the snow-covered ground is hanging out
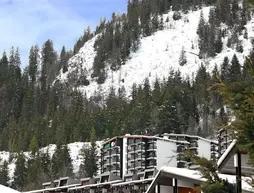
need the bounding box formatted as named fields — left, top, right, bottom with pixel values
left=0, top=185, right=20, bottom=193
left=0, top=141, right=103, bottom=183
left=55, top=6, right=254, bottom=100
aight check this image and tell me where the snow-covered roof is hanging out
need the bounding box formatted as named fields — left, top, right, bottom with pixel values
left=154, top=136, right=189, bottom=144
left=146, top=166, right=254, bottom=193
left=163, top=133, right=218, bottom=144
left=217, top=139, right=237, bottom=168
left=102, top=134, right=190, bottom=146
left=160, top=166, right=205, bottom=182
left=42, top=181, right=51, bottom=186
left=0, top=185, right=20, bottom=193
left=24, top=183, right=81, bottom=193
left=111, top=178, right=154, bottom=187
left=68, top=180, right=123, bottom=191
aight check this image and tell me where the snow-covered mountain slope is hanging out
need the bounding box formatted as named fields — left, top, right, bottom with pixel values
left=55, top=6, right=254, bottom=99
left=0, top=185, right=20, bottom=193
left=0, top=141, right=103, bottom=183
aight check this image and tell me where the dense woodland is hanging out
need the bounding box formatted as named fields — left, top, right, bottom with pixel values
left=0, top=0, right=254, bottom=191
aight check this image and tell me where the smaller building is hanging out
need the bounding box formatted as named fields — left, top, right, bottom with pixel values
left=145, top=166, right=253, bottom=193
left=23, top=177, right=81, bottom=193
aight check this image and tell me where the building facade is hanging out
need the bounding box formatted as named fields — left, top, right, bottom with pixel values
left=217, top=128, right=234, bottom=157
left=99, top=134, right=218, bottom=183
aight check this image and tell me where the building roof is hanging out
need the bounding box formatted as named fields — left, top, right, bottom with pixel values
left=68, top=180, right=123, bottom=191
left=217, top=140, right=254, bottom=175
left=163, top=133, right=218, bottom=144
left=102, top=134, right=190, bottom=145
left=145, top=166, right=253, bottom=193
left=80, top=177, right=90, bottom=182
left=217, top=139, right=237, bottom=168
left=42, top=182, right=51, bottom=186
left=23, top=183, right=81, bottom=193
left=111, top=178, right=154, bottom=187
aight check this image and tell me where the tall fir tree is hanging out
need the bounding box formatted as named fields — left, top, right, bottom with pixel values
left=0, top=160, right=10, bottom=187
left=13, top=153, right=27, bottom=191
left=79, top=127, right=98, bottom=178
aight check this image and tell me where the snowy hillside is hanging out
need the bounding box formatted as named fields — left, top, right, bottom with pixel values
left=0, top=141, right=103, bottom=183
left=55, top=6, right=254, bottom=99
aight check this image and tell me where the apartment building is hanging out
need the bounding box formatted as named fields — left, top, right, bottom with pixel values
left=217, top=127, right=234, bottom=157
left=162, top=133, right=218, bottom=162
left=99, top=134, right=218, bottom=183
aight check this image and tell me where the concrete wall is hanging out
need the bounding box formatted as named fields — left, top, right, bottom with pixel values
left=123, top=137, right=127, bottom=175
left=156, top=140, right=177, bottom=169
left=197, top=139, right=211, bottom=159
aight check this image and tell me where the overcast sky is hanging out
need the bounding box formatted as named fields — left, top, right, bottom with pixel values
left=0, top=0, right=127, bottom=67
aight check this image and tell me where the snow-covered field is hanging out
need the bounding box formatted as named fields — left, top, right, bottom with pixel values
left=0, top=141, right=103, bottom=183
left=55, top=6, right=254, bottom=99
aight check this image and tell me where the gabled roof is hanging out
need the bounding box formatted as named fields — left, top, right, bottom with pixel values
left=217, top=139, right=237, bottom=169
left=217, top=140, right=254, bottom=175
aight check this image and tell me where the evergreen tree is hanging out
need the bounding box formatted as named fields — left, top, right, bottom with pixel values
left=221, top=57, right=231, bottom=82
left=52, top=145, right=73, bottom=178
left=79, top=127, right=98, bottom=178
left=0, top=160, right=9, bottom=186
left=29, top=136, right=38, bottom=155
left=179, top=46, right=187, bottom=66
left=28, top=45, right=39, bottom=83
left=229, top=54, right=241, bottom=82
left=13, top=153, right=27, bottom=191
left=60, top=46, right=68, bottom=73
left=215, top=31, right=223, bottom=54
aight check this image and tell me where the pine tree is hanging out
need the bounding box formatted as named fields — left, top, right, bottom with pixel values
left=13, top=153, right=27, bottom=191
left=79, top=127, right=98, bottom=178
left=29, top=136, right=38, bottom=155
left=215, top=31, right=223, bottom=54
left=229, top=54, right=241, bottom=82
left=60, top=46, right=68, bottom=73
left=179, top=47, right=187, bottom=66
left=158, top=98, right=181, bottom=134
left=28, top=45, right=39, bottom=83
left=221, top=57, right=230, bottom=82
left=52, top=145, right=73, bottom=178
left=151, top=13, right=159, bottom=33
left=0, top=160, right=10, bottom=186
left=0, top=51, right=9, bottom=84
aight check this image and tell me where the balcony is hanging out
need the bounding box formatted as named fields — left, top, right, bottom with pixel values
left=147, top=140, right=156, bottom=144
left=211, top=146, right=217, bottom=152
left=111, top=159, right=120, bottom=164
left=103, top=161, right=110, bottom=166
left=147, top=152, right=156, bottom=158
left=177, top=153, right=189, bottom=163
left=147, top=144, right=156, bottom=151
left=177, top=162, right=186, bottom=168
left=177, top=145, right=186, bottom=153
left=189, top=142, right=198, bottom=149
left=128, top=146, right=135, bottom=153
left=177, top=136, right=186, bottom=141
left=136, top=145, right=145, bottom=153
